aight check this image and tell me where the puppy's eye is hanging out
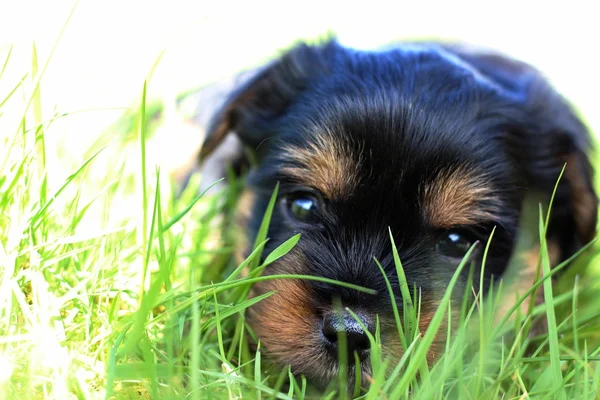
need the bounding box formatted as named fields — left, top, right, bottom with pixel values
left=284, top=193, right=319, bottom=223
left=436, top=231, right=473, bottom=259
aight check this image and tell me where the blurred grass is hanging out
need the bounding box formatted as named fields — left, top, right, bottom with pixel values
left=1, top=4, right=600, bottom=399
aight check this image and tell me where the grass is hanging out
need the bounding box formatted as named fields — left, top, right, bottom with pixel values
left=2, top=29, right=600, bottom=400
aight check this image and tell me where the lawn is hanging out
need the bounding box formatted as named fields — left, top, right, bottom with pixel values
left=1, top=5, right=600, bottom=400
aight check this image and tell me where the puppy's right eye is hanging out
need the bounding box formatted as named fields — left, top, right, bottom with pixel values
left=435, top=230, right=474, bottom=259
left=283, top=193, right=320, bottom=223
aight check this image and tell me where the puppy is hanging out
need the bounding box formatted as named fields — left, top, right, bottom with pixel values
left=181, top=40, right=598, bottom=385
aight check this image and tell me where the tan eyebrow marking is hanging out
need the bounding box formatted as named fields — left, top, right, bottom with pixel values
left=422, top=167, right=501, bottom=228
left=280, top=133, right=360, bottom=199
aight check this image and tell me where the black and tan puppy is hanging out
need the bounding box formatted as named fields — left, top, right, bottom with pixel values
left=182, top=40, right=597, bottom=384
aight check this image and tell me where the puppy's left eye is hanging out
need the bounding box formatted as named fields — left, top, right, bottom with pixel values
left=283, top=193, right=320, bottom=223
left=436, top=231, right=473, bottom=259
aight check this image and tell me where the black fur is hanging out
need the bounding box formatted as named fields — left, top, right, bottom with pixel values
left=191, top=39, right=598, bottom=383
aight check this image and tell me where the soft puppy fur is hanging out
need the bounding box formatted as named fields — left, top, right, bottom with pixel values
left=184, top=40, right=598, bottom=385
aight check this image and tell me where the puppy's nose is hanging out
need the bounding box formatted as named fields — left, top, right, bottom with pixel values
left=321, top=310, right=372, bottom=361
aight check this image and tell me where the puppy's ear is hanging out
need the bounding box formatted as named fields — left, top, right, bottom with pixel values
left=199, top=42, right=329, bottom=162
left=444, top=44, right=598, bottom=255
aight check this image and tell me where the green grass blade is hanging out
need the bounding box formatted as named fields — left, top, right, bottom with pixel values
left=394, top=242, right=478, bottom=393
left=162, top=178, right=224, bottom=232
left=539, top=205, right=565, bottom=399
left=250, top=182, right=279, bottom=270
left=0, top=74, right=25, bottom=109
left=213, top=290, right=226, bottom=362
left=224, top=239, right=269, bottom=283
left=493, top=237, right=597, bottom=337
left=255, top=342, right=262, bottom=400
left=30, top=146, right=106, bottom=229
left=0, top=44, right=13, bottom=80
left=374, top=257, right=406, bottom=348
left=262, top=233, right=301, bottom=267
left=389, top=228, right=416, bottom=337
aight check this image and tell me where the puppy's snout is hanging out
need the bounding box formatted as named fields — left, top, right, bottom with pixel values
left=321, top=310, right=372, bottom=361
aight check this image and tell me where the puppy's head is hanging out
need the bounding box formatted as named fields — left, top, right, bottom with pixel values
left=198, top=40, right=597, bottom=384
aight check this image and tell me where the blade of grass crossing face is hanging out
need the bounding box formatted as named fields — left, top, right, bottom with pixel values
left=474, top=228, right=496, bottom=395
left=301, top=376, right=307, bottom=399
left=526, top=165, right=566, bottom=332
left=492, top=237, right=598, bottom=338
left=382, top=336, right=420, bottom=393
left=330, top=298, right=348, bottom=400
left=389, top=228, right=416, bottom=338
left=250, top=183, right=279, bottom=271
left=223, top=239, right=268, bottom=283
left=344, top=309, right=380, bottom=400
left=152, top=274, right=376, bottom=310
left=200, top=293, right=274, bottom=340
left=246, top=235, right=304, bottom=299
left=374, top=258, right=406, bottom=348
left=393, top=242, right=478, bottom=394
left=287, top=369, right=295, bottom=398
left=262, top=234, right=301, bottom=267
left=237, top=231, right=300, bottom=302
left=186, top=274, right=378, bottom=298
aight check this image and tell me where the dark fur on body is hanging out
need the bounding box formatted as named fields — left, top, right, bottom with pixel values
left=185, top=40, right=598, bottom=386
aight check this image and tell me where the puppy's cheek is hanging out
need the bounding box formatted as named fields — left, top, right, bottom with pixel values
left=494, top=239, right=561, bottom=330
left=381, top=299, right=451, bottom=366
left=247, top=273, right=334, bottom=379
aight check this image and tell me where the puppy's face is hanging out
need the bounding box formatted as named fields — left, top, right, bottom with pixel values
left=197, top=41, right=597, bottom=384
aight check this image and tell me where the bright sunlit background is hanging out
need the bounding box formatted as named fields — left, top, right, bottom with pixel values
left=0, top=0, right=598, bottom=179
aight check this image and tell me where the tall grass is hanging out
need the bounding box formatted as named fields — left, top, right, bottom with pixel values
left=2, top=35, right=600, bottom=400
